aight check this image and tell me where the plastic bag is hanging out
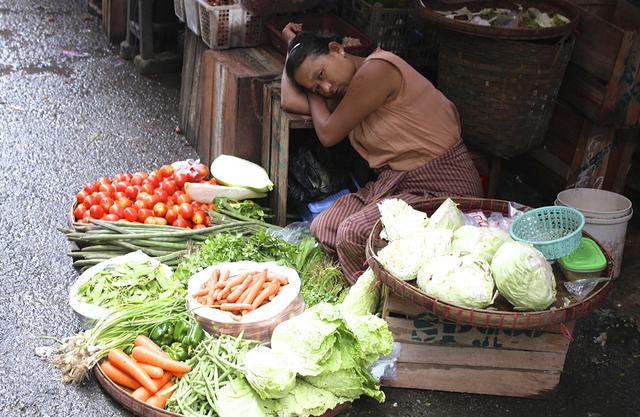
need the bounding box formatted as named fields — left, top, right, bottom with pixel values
left=288, top=141, right=352, bottom=204
left=369, top=342, right=402, bottom=381
left=564, top=278, right=610, bottom=301
left=270, top=221, right=312, bottom=244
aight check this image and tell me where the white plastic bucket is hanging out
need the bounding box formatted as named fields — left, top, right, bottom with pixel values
left=556, top=188, right=632, bottom=219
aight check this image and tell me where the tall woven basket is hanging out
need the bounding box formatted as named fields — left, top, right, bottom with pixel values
left=417, top=0, right=579, bottom=159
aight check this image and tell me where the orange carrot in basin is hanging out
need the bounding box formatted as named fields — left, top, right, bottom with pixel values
left=100, top=361, right=141, bottom=390
left=132, top=346, right=191, bottom=374
left=108, top=349, right=158, bottom=393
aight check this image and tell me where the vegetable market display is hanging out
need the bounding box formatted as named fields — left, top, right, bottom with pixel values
left=52, top=157, right=398, bottom=417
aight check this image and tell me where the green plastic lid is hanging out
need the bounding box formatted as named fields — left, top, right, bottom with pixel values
left=559, top=237, right=607, bottom=272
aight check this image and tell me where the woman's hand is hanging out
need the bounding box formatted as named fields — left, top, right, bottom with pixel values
left=282, top=22, right=303, bottom=44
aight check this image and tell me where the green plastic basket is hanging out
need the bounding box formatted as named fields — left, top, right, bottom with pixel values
left=510, top=206, right=585, bottom=260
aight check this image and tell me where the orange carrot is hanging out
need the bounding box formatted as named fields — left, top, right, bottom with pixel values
left=220, top=303, right=254, bottom=312
left=151, top=370, right=173, bottom=387
left=227, top=275, right=254, bottom=303
left=192, top=287, right=212, bottom=297
left=146, top=380, right=175, bottom=409
left=218, top=272, right=250, bottom=300
left=136, top=362, right=164, bottom=379
left=108, top=349, right=158, bottom=393
left=131, top=386, right=153, bottom=402
left=252, top=280, right=281, bottom=309
left=243, top=273, right=266, bottom=306
left=134, top=336, right=171, bottom=359
left=100, top=361, right=141, bottom=390
left=267, top=274, right=289, bottom=285
left=132, top=346, right=192, bottom=374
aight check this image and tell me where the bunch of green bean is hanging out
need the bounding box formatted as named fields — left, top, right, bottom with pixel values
left=166, top=333, right=254, bottom=416
left=60, top=219, right=269, bottom=272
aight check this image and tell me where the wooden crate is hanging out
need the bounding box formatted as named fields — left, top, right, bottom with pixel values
left=261, top=82, right=314, bottom=226
left=560, top=0, right=640, bottom=127
left=178, top=30, right=207, bottom=147
left=197, top=47, right=283, bottom=167
left=506, top=100, right=640, bottom=202
left=381, top=289, right=574, bottom=398
left=102, top=0, right=127, bottom=44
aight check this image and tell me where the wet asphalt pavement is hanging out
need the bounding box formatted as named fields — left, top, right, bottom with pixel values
left=1, top=1, right=639, bottom=416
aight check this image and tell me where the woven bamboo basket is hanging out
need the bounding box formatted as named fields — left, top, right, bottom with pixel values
left=365, top=197, right=614, bottom=330
left=94, top=364, right=351, bottom=417
left=416, top=0, right=579, bottom=159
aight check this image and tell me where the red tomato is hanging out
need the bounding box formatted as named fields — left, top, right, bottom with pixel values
left=154, top=189, right=168, bottom=203
left=114, top=182, right=128, bottom=193
left=133, top=199, right=147, bottom=210
left=99, top=197, right=114, bottom=212
left=153, top=202, right=168, bottom=218
left=125, top=185, right=138, bottom=200
left=140, top=193, right=156, bottom=209
left=99, top=183, right=115, bottom=195
left=177, top=194, right=192, bottom=205
left=160, top=180, right=177, bottom=195
left=138, top=171, right=149, bottom=180
left=88, top=193, right=101, bottom=207
left=195, top=163, right=209, bottom=179
left=174, top=172, right=188, bottom=188
left=76, top=191, right=89, bottom=204
left=89, top=205, right=105, bottom=219
left=115, top=197, right=132, bottom=209
left=160, top=164, right=174, bottom=178
left=73, top=205, right=87, bottom=220
left=193, top=224, right=207, bottom=230
left=172, top=216, right=190, bottom=228
left=123, top=207, right=138, bottom=222
left=192, top=210, right=207, bottom=225
left=114, top=191, right=127, bottom=200
left=144, top=216, right=157, bottom=225
left=103, top=213, right=120, bottom=222
left=109, top=204, right=125, bottom=218
left=186, top=170, right=200, bottom=183
left=98, top=176, right=111, bottom=185
left=84, top=182, right=99, bottom=194
left=208, top=203, right=215, bottom=211
left=141, top=183, right=155, bottom=195
left=137, top=209, right=154, bottom=222
left=131, top=174, right=144, bottom=186
left=113, top=173, right=128, bottom=182
left=96, top=191, right=110, bottom=201
left=154, top=217, right=168, bottom=225
left=165, top=206, right=179, bottom=224
left=147, top=171, right=160, bottom=187
left=178, top=203, right=194, bottom=220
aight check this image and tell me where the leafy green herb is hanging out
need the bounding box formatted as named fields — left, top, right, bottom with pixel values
left=77, top=260, right=181, bottom=308
left=214, top=197, right=270, bottom=222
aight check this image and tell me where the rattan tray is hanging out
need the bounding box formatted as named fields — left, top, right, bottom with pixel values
left=94, top=364, right=350, bottom=417
left=365, top=197, right=613, bottom=330
left=416, top=0, right=579, bottom=40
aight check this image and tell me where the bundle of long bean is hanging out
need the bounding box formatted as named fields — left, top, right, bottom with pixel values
left=50, top=297, right=188, bottom=383
left=166, top=333, right=254, bottom=416
left=60, top=219, right=271, bottom=272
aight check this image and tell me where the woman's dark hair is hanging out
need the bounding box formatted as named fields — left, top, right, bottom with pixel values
left=285, top=31, right=342, bottom=83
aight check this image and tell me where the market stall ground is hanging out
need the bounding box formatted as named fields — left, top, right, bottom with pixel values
left=0, top=0, right=639, bottom=416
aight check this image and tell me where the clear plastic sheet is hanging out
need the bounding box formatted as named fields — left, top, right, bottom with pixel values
left=369, top=342, right=402, bottom=381
left=564, top=278, right=610, bottom=301
left=270, top=221, right=312, bottom=244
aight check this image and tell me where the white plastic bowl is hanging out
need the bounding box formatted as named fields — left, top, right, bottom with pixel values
left=68, top=251, right=173, bottom=330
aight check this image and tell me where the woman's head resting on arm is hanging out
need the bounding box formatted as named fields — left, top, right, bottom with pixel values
left=285, top=31, right=358, bottom=99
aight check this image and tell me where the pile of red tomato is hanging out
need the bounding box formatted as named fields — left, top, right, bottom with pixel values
left=73, top=162, right=215, bottom=229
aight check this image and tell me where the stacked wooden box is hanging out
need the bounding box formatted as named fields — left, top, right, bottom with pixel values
left=102, top=0, right=127, bottom=44
left=380, top=289, right=574, bottom=398
left=509, top=0, right=640, bottom=201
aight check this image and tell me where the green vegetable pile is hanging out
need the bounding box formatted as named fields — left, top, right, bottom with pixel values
left=78, top=259, right=181, bottom=308
left=173, top=229, right=349, bottom=307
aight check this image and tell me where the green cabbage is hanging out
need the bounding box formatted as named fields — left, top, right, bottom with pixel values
left=244, top=346, right=297, bottom=399
left=417, top=254, right=495, bottom=308
left=304, top=367, right=384, bottom=403
left=378, top=198, right=428, bottom=241
left=267, top=379, right=344, bottom=417
left=343, top=313, right=394, bottom=364
left=376, top=239, right=424, bottom=281
left=426, top=198, right=465, bottom=231
left=339, top=268, right=379, bottom=316
left=451, top=225, right=511, bottom=263
left=491, top=242, right=557, bottom=311
left=215, top=378, right=271, bottom=417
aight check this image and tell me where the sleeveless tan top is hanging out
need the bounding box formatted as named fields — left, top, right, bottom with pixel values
left=349, top=50, right=461, bottom=171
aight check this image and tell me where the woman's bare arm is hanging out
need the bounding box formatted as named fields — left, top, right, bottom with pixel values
left=307, top=59, right=401, bottom=147
left=280, top=67, right=311, bottom=114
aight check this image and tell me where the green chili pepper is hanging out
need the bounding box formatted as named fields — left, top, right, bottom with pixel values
left=173, top=319, right=190, bottom=343
left=165, top=342, right=188, bottom=361
left=182, top=322, right=204, bottom=348
left=150, top=322, right=175, bottom=346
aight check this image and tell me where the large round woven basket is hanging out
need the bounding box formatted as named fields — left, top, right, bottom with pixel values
left=416, top=0, right=578, bottom=159
left=94, top=364, right=350, bottom=417
left=365, top=197, right=614, bottom=330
